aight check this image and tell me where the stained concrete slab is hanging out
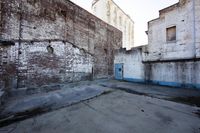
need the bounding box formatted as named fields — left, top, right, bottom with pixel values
left=0, top=90, right=199, bottom=133
left=0, top=84, right=112, bottom=126
left=100, top=80, right=200, bottom=106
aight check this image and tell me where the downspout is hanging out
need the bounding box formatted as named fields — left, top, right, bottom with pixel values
left=17, top=0, right=23, bottom=88
left=192, top=0, right=196, bottom=58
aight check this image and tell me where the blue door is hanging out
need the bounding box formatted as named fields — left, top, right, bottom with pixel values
left=115, top=64, right=123, bottom=80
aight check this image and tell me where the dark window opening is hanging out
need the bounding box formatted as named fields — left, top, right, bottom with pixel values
left=166, top=26, right=176, bottom=42
left=104, top=48, right=108, bottom=54
left=47, top=45, right=54, bottom=54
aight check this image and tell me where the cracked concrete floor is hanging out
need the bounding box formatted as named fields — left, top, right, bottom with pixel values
left=0, top=90, right=200, bottom=133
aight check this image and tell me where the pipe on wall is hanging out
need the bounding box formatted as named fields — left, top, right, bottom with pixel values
left=17, top=0, right=23, bottom=89
left=192, top=0, right=196, bottom=58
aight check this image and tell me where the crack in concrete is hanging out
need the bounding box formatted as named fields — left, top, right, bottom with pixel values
left=83, top=102, right=106, bottom=116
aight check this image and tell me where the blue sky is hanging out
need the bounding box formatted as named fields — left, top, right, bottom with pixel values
left=70, top=0, right=179, bottom=46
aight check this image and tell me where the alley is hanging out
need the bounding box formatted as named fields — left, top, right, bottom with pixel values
left=0, top=0, right=200, bottom=132
left=0, top=80, right=200, bottom=133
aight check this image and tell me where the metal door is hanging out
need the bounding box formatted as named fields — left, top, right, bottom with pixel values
left=115, top=63, right=123, bottom=80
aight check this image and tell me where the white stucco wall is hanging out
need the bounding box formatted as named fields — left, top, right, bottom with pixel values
left=115, top=47, right=200, bottom=89
left=114, top=0, right=200, bottom=89
left=92, top=0, right=134, bottom=50
left=195, top=0, right=200, bottom=57
left=114, top=48, right=144, bottom=81
left=145, top=0, right=199, bottom=61
left=144, top=0, right=200, bottom=88
left=147, top=61, right=200, bottom=88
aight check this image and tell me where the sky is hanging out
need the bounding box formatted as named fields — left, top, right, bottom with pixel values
left=70, top=0, right=179, bottom=46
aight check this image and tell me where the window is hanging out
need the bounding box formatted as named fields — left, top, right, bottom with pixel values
left=114, top=8, right=117, bottom=25
left=166, top=26, right=176, bottom=42
left=106, top=1, right=110, bottom=16
left=47, top=45, right=54, bottom=54
left=119, top=16, right=122, bottom=26
left=94, top=6, right=96, bottom=13
left=106, top=2, right=111, bottom=22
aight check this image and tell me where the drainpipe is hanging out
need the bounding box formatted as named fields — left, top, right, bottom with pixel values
left=17, top=0, right=23, bottom=88
left=192, top=0, right=196, bottom=58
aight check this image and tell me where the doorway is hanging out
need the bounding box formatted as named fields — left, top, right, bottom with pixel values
left=115, top=63, right=123, bottom=80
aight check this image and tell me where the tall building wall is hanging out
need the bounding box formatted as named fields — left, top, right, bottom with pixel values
left=0, top=0, right=122, bottom=89
left=146, top=0, right=198, bottom=61
left=92, top=0, right=134, bottom=50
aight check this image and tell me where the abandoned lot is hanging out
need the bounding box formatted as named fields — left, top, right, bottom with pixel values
left=0, top=80, right=200, bottom=133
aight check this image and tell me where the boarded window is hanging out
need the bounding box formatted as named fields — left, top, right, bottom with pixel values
left=166, top=26, right=176, bottom=42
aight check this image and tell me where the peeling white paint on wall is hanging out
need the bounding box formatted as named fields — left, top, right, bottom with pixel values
left=114, top=47, right=144, bottom=80
left=114, top=0, right=200, bottom=89
left=145, top=0, right=199, bottom=61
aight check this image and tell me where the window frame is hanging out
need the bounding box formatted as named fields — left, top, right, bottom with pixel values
left=166, top=25, right=177, bottom=43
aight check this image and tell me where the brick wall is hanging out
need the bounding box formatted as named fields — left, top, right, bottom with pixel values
left=0, top=0, right=122, bottom=89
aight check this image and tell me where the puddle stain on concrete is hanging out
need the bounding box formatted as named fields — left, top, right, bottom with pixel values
left=169, top=96, right=200, bottom=107
left=155, top=111, right=173, bottom=124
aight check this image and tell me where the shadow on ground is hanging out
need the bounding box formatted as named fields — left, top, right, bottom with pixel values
left=100, top=80, right=200, bottom=107
left=1, top=79, right=200, bottom=129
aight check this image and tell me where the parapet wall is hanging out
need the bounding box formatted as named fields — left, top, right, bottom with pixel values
left=115, top=47, right=200, bottom=89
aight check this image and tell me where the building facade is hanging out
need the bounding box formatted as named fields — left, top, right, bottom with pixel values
left=146, top=0, right=200, bottom=61
left=92, top=0, right=134, bottom=50
left=0, top=0, right=122, bottom=91
left=114, top=0, right=200, bottom=89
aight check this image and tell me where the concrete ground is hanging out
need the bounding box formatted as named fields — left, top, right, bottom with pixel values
left=0, top=82, right=112, bottom=126
left=0, top=80, right=200, bottom=133
left=0, top=90, right=200, bottom=133
left=101, top=80, right=200, bottom=107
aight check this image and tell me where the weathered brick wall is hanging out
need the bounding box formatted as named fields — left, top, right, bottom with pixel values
left=0, top=44, right=18, bottom=90
left=0, top=0, right=122, bottom=89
